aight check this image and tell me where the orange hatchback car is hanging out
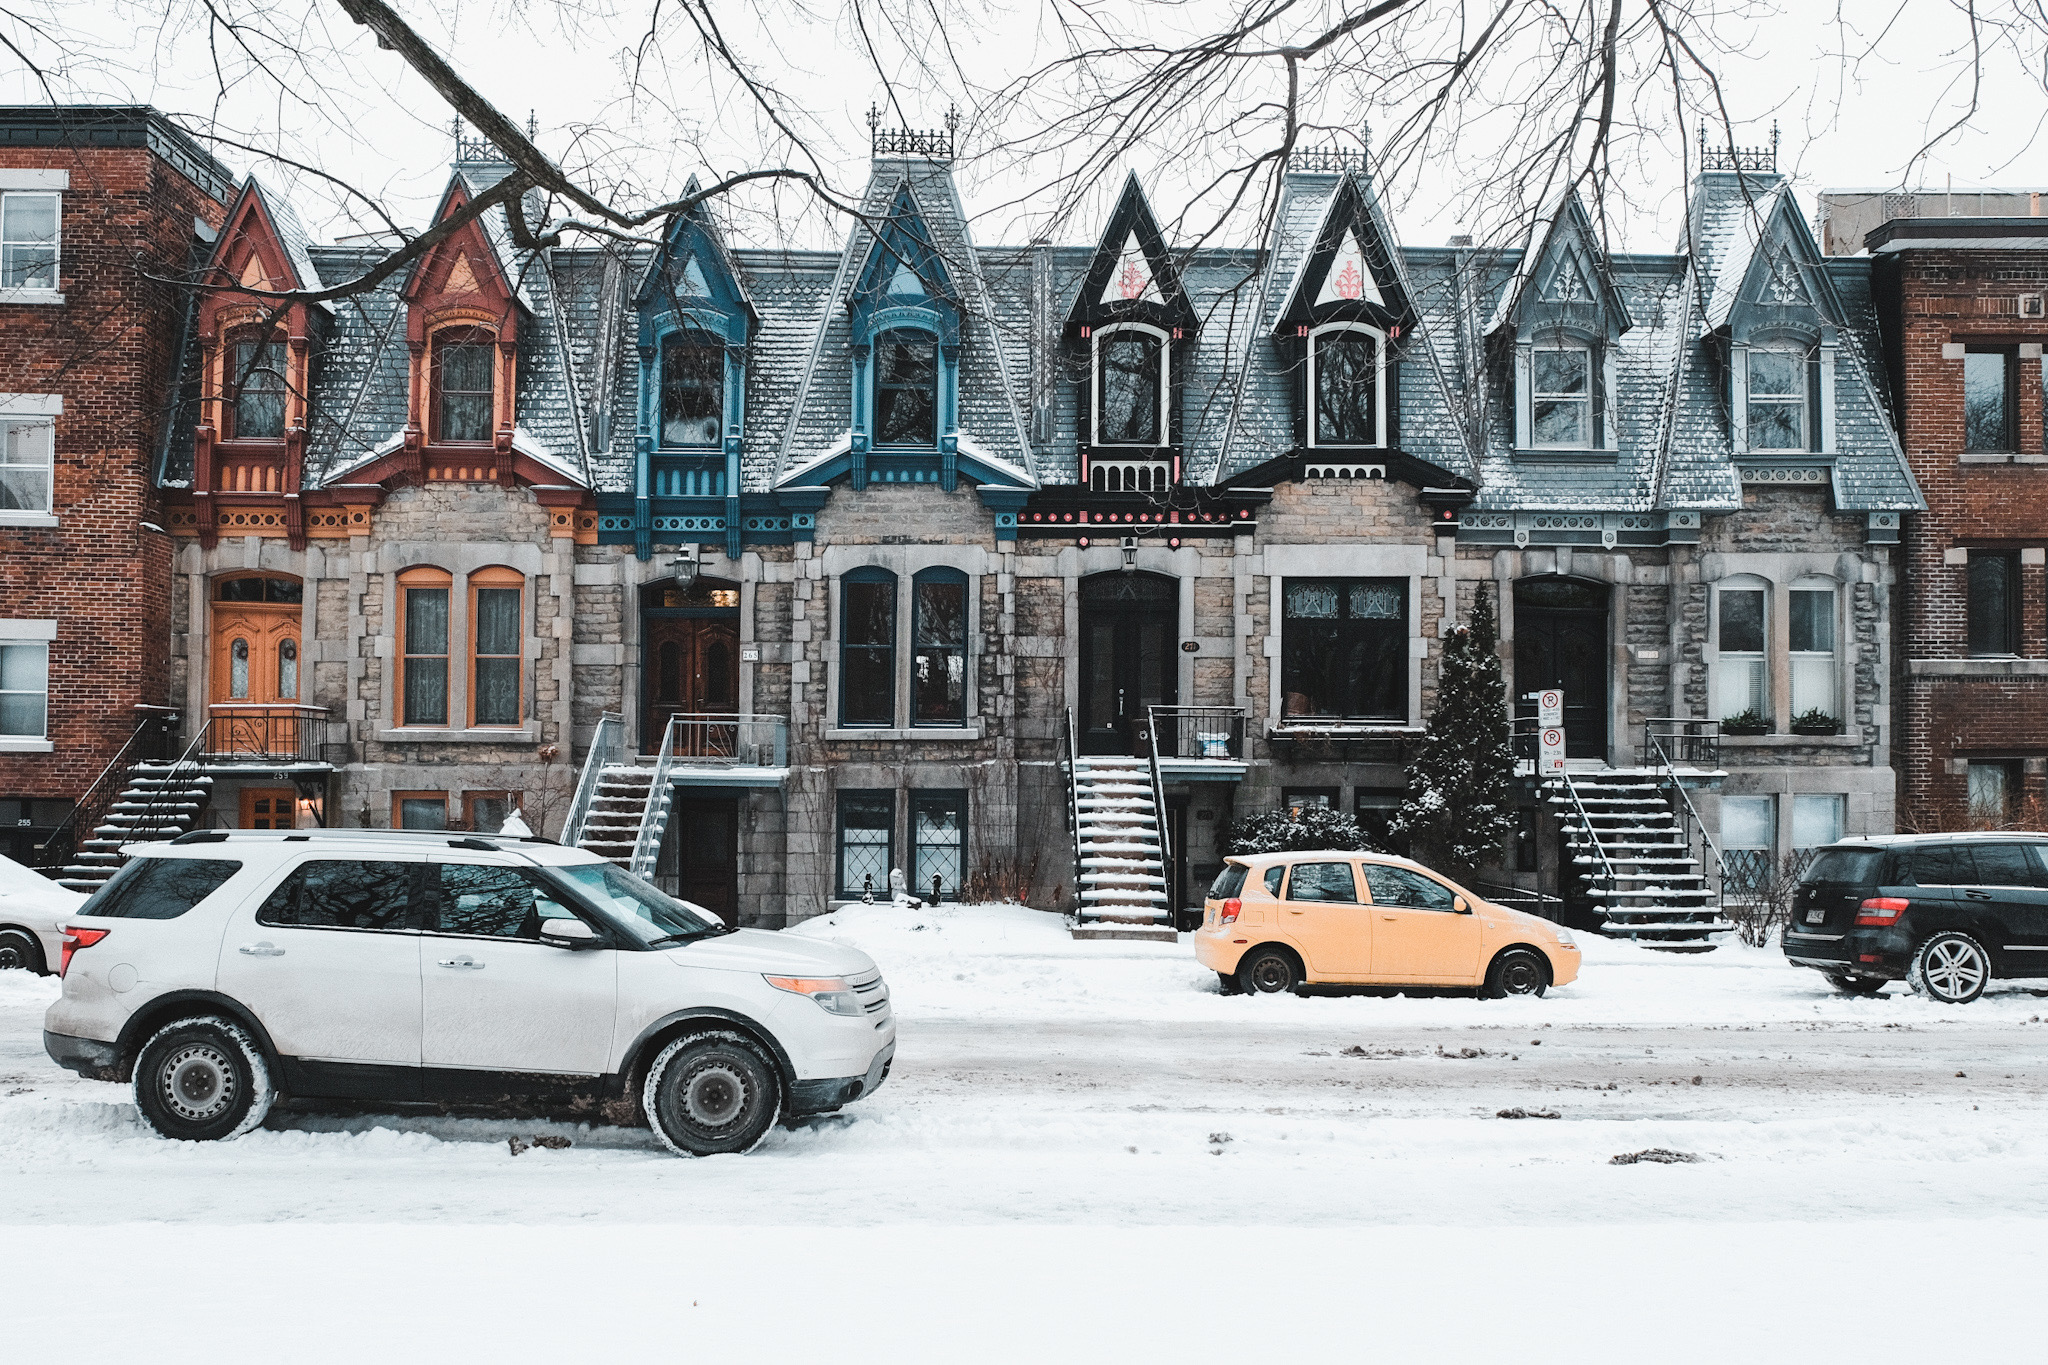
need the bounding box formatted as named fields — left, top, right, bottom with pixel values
left=1193, top=850, right=1581, bottom=998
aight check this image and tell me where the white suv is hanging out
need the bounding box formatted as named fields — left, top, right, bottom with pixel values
left=43, top=830, right=894, bottom=1156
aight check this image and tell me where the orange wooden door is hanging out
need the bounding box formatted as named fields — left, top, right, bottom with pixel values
left=211, top=605, right=301, bottom=705
left=239, top=787, right=298, bottom=829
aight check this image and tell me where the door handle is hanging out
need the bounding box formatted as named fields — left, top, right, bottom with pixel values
left=1288, top=907, right=1305, bottom=915
left=1381, top=915, right=1398, bottom=922
left=1965, top=890, right=1994, bottom=901
left=237, top=942, right=285, bottom=957
left=436, top=956, right=486, bottom=969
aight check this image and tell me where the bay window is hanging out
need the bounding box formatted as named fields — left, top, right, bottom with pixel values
left=1715, top=584, right=1767, bottom=722
left=1313, top=328, right=1378, bottom=446
left=841, top=568, right=897, bottom=726
left=1096, top=328, right=1163, bottom=445
left=1281, top=578, right=1406, bottom=720
left=399, top=567, right=451, bottom=726
left=874, top=329, right=937, bottom=446
left=1746, top=347, right=1807, bottom=451
left=660, top=335, right=724, bottom=448
left=1789, top=584, right=1838, bottom=721
left=1531, top=340, right=1592, bottom=447
left=470, top=567, right=523, bottom=727
left=912, top=568, right=967, bottom=725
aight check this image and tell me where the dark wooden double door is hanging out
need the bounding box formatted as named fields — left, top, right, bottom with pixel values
left=642, top=615, right=739, bottom=756
left=1513, top=578, right=1610, bottom=758
left=1079, top=572, right=1178, bottom=756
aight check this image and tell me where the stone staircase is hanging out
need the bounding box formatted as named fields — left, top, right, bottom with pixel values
left=575, top=764, right=657, bottom=870
left=56, top=763, right=214, bottom=892
left=1546, top=771, right=1730, bottom=948
left=1070, top=755, right=1174, bottom=941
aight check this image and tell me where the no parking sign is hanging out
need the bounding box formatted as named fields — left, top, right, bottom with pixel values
left=1539, top=725, right=1567, bottom=775
left=1537, top=689, right=1563, bottom=727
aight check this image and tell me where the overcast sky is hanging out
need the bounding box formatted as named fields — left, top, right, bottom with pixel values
left=8, top=1, right=2046, bottom=255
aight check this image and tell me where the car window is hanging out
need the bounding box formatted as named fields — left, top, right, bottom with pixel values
left=1971, top=844, right=2038, bottom=888
left=1900, top=845, right=1965, bottom=886
left=1363, top=865, right=1461, bottom=911
left=257, top=860, right=416, bottom=931
left=2029, top=846, right=2048, bottom=885
left=1263, top=865, right=1285, bottom=896
left=1285, top=862, right=1359, bottom=903
left=79, top=857, right=243, bottom=920
left=430, top=863, right=575, bottom=940
left=1209, top=864, right=1247, bottom=899
left=1803, top=849, right=1883, bottom=885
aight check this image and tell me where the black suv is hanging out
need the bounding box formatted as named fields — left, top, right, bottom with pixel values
left=1783, top=834, right=2048, bottom=1003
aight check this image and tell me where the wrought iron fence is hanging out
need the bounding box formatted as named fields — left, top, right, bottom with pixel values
left=1643, top=717, right=1720, bottom=769
left=1145, top=706, right=1246, bottom=761
left=660, top=713, right=788, bottom=767
left=202, top=705, right=329, bottom=762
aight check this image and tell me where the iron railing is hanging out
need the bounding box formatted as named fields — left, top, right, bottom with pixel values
left=203, top=704, right=329, bottom=763
left=1643, top=717, right=1720, bottom=770
left=562, top=712, right=624, bottom=847
left=632, top=714, right=680, bottom=880
left=1146, top=717, right=1174, bottom=917
left=1146, top=705, right=1247, bottom=761
left=126, top=719, right=218, bottom=851
left=658, top=713, right=789, bottom=767
left=1064, top=706, right=1084, bottom=915
left=35, top=708, right=181, bottom=872
left=1552, top=771, right=1618, bottom=891
left=1645, top=727, right=1728, bottom=900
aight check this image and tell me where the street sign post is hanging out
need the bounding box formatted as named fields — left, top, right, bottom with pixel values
left=1537, top=689, right=1563, bottom=727
left=1539, top=726, right=1567, bottom=775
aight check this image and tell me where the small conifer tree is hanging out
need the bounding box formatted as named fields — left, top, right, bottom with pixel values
left=1390, top=587, right=1517, bottom=882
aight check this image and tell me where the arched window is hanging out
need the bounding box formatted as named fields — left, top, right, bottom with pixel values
left=469, top=566, right=523, bottom=727
left=433, top=329, right=495, bottom=443
left=660, top=334, right=724, bottom=448
left=398, top=566, right=452, bottom=726
left=276, top=638, right=298, bottom=701
left=1747, top=346, right=1809, bottom=451
left=1714, top=577, right=1769, bottom=723
left=841, top=567, right=897, bottom=726
left=1096, top=328, right=1163, bottom=445
left=912, top=567, right=968, bottom=725
left=1312, top=327, right=1378, bottom=446
left=873, top=329, right=937, bottom=446
left=228, top=336, right=288, bottom=440
left=1532, top=337, right=1593, bottom=447
left=229, top=636, right=250, bottom=700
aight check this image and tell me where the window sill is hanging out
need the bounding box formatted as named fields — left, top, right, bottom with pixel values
left=824, top=721, right=984, bottom=741
left=1511, top=448, right=1619, bottom=465
left=375, top=726, right=539, bottom=744
left=1907, top=657, right=2048, bottom=678
left=0, top=289, right=63, bottom=306
left=0, top=513, right=57, bottom=527
left=0, top=738, right=54, bottom=752
left=1719, top=732, right=1868, bottom=749
left=1269, top=722, right=1422, bottom=736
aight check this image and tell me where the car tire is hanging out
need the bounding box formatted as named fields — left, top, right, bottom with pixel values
left=643, top=1031, right=782, bottom=1158
left=1236, top=946, right=1301, bottom=996
left=1483, top=948, right=1550, bottom=999
left=0, top=927, right=42, bottom=974
left=1908, top=931, right=1991, bottom=1005
left=133, top=1016, right=276, bottom=1143
left=1216, top=971, right=1244, bottom=996
left=1825, top=973, right=1886, bottom=996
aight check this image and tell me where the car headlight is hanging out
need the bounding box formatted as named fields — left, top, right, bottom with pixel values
left=1553, top=928, right=1578, bottom=949
left=765, top=975, right=864, bottom=1016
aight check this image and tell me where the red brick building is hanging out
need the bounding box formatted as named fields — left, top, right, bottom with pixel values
left=1864, top=213, right=2048, bottom=829
left=0, top=106, right=235, bottom=863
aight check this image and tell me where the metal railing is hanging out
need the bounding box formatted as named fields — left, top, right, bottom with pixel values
left=1146, top=717, right=1174, bottom=917
left=1647, top=727, right=1727, bottom=900
left=1643, top=717, right=1720, bottom=770
left=1146, top=705, right=1246, bottom=761
left=36, top=708, right=181, bottom=872
left=126, top=719, right=219, bottom=852
left=562, top=712, right=624, bottom=847
left=656, top=713, right=788, bottom=767
left=202, top=704, right=329, bottom=763
left=632, top=715, right=680, bottom=879
left=1553, top=771, right=1618, bottom=890
left=1064, top=706, right=1084, bottom=914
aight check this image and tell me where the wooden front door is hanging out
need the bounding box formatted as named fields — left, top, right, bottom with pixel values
left=642, top=616, right=740, bottom=754
left=671, top=797, right=739, bottom=926
left=239, top=787, right=298, bottom=830
left=1513, top=578, right=1611, bottom=758
left=1078, top=572, right=1178, bottom=755
left=211, top=605, right=301, bottom=706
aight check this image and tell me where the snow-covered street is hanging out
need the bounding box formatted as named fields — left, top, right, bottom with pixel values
left=6, top=903, right=2047, bottom=1360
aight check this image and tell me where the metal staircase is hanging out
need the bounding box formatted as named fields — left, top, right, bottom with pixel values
left=1545, top=770, right=1730, bottom=948
left=1064, top=709, right=1175, bottom=940
left=561, top=713, right=673, bottom=877
left=55, top=763, right=214, bottom=892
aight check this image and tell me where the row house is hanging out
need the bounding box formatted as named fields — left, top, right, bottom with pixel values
left=76, top=114, right=1920, bottom=934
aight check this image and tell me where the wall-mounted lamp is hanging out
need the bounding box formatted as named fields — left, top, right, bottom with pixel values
left=669, top=545, right=701, bottom=590
left=1120, top=535, right=1139, bottom=575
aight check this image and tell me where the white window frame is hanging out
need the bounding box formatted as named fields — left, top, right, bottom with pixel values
left=1529, top=337, right=1594, bottom=449
left=1720, top=794, right=1776, bottom=902
left=1306, top=322, right=1387, bottom=449
left=1712, top=577, right=1770, bottom=723
left=1745, top=345, right=1808, bottom=452
left=1788, top=578, right=1841, bottom=725
left=1091, top=322, right=1171, bottom=448
left=0, top=394, right=58, bottom=525
left=0, top=619, right=55, bottom=751
left=0, top=171, right=66, bottom=303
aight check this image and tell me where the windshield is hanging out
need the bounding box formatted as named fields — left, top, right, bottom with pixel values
left=548, top=862, right=725, bottom=945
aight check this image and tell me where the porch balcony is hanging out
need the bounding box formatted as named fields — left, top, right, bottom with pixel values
left=200, top=704, right=334, bottom=770
left=1145, top=706, right=1248, bottom=781
left=657, top=713, right=789, bottom=787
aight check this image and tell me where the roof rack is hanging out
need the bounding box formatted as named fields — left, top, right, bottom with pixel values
left=165, top=828, right=558, bottom=847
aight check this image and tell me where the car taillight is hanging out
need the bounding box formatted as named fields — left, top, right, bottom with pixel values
left=59, top=926, right=109, bottom=977
left=1220, top=898, right=1241, bottom=925
left=1855, top=897, right=1910, bottom=927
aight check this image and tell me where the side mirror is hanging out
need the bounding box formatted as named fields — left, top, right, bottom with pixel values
left=1453, top=896, right=1472, bottom=915
left=539, top=917, right=599, bottom=948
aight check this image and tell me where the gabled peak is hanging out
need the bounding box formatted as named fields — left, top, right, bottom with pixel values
left=1704, top=182, right=1840, bottom=337
left=1067, top=171, right=1197, bottom=335
left=1314, top=228, right=1385, bottom=306
left=1484, top=190, right=1631, bottom=339
left=849, top=180, right=959, bottom=313
left=632, top=177, right=756, bottom=334
left=403, top=172, right=525, bottom=314
left=208, top=176, right=328, bottom=310
left=1272, top=168, right=1413, bottom=336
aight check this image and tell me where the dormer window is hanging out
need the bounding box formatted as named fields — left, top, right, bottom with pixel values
left=660, top=335, right=724, bottom=448
left=1311, top=326, right=1380, bottom=446
left=433, top=331, right=495, bottom=443
left=874, top=329, right=938, bottom=447
left=229, top=338, right=287, bottom=440
left=1747, top=347, right=1808, bottom=451
left=1096, top=327, right=1164, bottom=445
left=1532, top=339, right=1593, bottom=448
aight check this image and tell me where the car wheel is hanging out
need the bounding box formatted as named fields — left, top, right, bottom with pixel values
left=1236, top=947, right=1300, bottom=996
left=1908, top=932, right=1990, bottom=1005
left=1825, top=973, right=1887, bottom=996
left=1483, top=948, right=1550, bottom=999
left=0, top=927, right=42, bottom=974
left=643, top=1031, right=782, bottom=1157
left=133, top=1016, right=276, bottom=1143
left=1216, top=971, right=1244, bottom=996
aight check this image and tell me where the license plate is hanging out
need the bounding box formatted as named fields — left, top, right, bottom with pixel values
left=1805, top=908, right=1826, bottom=924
